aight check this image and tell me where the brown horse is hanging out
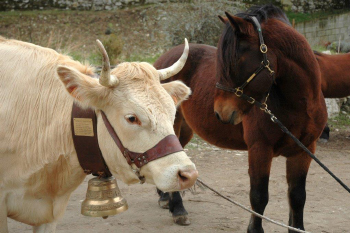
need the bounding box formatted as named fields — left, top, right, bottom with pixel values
left=316, top=51, right=350, bottom=98
left=214, top=5, right=327, bottom=232
left=155, top=4, right=348, bottom=231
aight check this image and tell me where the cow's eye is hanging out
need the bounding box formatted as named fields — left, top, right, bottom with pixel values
left=125, top=114, right=141, bottom=125
left=128, top=116, right=136, bottom=123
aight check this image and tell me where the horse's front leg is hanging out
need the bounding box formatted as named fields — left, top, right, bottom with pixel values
left=157, top=188, right=170, bottom=209
left=286, top=144, right=313, bottom=232
left=157, top=190, right=190, bottom=225
left=156, top=109, right=192, bottom=225
left=247, top=145, right=273, bottom=233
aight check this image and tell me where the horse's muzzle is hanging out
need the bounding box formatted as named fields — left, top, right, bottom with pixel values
left=215, top=110, right=242, bottom=125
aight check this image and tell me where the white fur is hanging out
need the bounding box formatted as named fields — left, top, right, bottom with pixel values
left=0, top=37, right=195, bottom=232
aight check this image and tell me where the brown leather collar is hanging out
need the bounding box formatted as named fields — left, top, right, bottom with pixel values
left=71, top=103, right=184, bottom=178
left=71, top=103, right=112, bottom=177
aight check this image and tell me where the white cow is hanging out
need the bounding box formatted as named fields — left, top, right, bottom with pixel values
left=0, top=36, right=197, bottom=232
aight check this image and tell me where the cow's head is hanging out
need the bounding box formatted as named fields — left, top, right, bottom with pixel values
left=57, top=39, right=197, bottom=192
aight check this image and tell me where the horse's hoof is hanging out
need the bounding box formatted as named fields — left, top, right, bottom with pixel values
left=318, top=138, right=328, bottom=143
left=173, top=215, right=191, bottom=226
left=158, top=200, right=169, bottom=209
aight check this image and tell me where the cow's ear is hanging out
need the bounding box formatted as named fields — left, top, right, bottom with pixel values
left=57, top=65, right=109, bottom=108
left=162, top=81, right=191, bottom=107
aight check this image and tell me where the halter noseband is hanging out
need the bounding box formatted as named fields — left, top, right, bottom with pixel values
left=216, top=16, right=275, bottom=108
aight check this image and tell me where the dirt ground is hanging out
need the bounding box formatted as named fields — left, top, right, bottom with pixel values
left=7, top=129, right=350, bottom=233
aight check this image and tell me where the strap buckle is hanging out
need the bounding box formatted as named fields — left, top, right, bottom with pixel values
left=262, top=60, right=275, bottom=75
left=247, top=97, right=255, bottom=104
left=235, top=87, right=243, bottom=97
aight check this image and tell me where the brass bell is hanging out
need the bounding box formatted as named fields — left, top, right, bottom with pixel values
left=81, top=176, right=128, bottom=219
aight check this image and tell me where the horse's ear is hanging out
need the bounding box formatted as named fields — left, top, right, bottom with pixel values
left=218, top=15, right=228, bottom=24
left=225, top=12, right=248, bottom=35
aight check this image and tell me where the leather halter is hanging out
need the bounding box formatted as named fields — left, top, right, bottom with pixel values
left=71, top=103, right=184, bottom=181
left=216, top=16, right=275, bottom=107
left=100, top=111, right=184, bottom=169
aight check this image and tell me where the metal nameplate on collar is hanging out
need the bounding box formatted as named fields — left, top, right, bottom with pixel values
left=73, top=118, right=94, bottom=136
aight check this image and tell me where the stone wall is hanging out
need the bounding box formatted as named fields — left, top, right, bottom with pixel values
left=290, top=0, right=350, bottom=12
left=2, top=0, right=349, bottom=11
left=0, top=0, right=187, bottom=11
left=295, top=12, right=350, bottom=46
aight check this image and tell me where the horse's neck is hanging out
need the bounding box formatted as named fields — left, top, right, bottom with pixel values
left=265, top=24, right=322, bottom=101
left=272, top=49, right=322, bottom=109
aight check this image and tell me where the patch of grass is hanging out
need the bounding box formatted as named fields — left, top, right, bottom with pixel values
left=286, top=9, right=349, bottom=24
left=88, top=52, right=103, bottom=66
left=101, top=34, right=124, bottom=64
left=328, top=112, right=350, bottom=130
left=312, top=45, right=328, bottom=52
left=185, top=134, right=204, bottom=149
left=124, top=54, right=161, bottom=64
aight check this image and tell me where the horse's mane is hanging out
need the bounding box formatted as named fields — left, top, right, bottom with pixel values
left=236, top=4, right=291, bottom=26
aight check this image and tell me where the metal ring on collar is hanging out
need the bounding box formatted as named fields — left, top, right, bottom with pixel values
left=260, top=44, right=268, bottom=53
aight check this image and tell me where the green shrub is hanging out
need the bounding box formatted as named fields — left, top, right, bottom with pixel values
left=100, top=34, right=124, bottom=65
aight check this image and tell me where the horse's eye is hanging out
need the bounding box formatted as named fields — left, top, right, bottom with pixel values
left=125, top=114, right=141, bottom=125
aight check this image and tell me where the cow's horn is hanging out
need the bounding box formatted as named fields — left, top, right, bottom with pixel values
left=96, top=39, right=119, bottom=87
left=158, top=38, right=189, bottom=81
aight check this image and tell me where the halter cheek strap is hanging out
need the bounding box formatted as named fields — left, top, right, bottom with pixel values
left=250, top=16, right=268, bottom=64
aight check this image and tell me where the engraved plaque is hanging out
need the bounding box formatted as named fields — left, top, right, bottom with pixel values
left=73, top=118, right=94, bottom=137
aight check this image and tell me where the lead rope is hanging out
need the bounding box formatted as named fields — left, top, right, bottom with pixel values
left=196, top=178, right=310, bottom=233
left=259, top=103, right=350, bottom=194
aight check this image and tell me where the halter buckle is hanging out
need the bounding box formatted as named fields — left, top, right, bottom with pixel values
left=260, top=103, right=268, bottom=111
left=132, top=167, right=146, bottom=184
left=235, top=88, right=243, bottom=97
left=123, top=148, right=129, bottom=158
left=262, top=60, right=275, bottom=75
left=248, top=97, right=255, bottom=104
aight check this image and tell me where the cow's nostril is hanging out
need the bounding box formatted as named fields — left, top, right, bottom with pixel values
left=178, top=171, right=189, bottom=182
left=178, top=169, right=198, bottom=190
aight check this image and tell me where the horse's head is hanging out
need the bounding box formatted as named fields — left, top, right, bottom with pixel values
left=214, top=11, right=278, bottom=125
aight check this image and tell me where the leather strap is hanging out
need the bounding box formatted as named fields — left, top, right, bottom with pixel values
left=71, top=103, right=112, bottom=177
left=101, top=111, right=184, bottom=168
left=250, top=16, right=268, bottom=65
